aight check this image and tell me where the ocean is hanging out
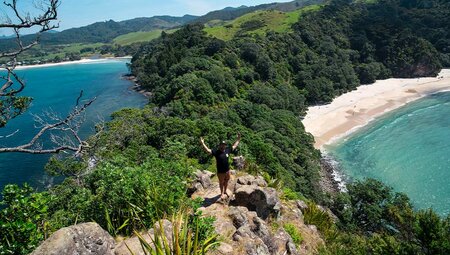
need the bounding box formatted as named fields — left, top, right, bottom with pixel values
left=0, top=59, right=147, bottom=190
left=327, top=92, right=450, bottom=216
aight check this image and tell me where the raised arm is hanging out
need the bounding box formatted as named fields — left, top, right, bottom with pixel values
left=200, top=137, right=212, bottom=155
left=232, top=132, right=241, bottom=151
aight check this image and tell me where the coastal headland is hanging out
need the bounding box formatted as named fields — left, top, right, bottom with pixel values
left=303, top=69, right=450, bottom=149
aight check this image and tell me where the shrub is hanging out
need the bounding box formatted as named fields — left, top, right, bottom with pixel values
left=0, top=184, right=52, bottom=255
left=303, top=202, right=336, bottom=240
left=281, top=188, right=301, bottom=201
left=283, top=223, right=303, bottom=247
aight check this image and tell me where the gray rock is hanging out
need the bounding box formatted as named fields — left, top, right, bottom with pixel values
left=273, top=228, right=299, bottom=255
left=293, top=208, right=303, bottom=219
left=252, top=217, right=271, bottom=238
left=31, top=222, right=115, bottom=255
left=228, top=206, right=249, bottom=228
left=295, top=200, right=308, bottom=211
left=245, top=241, right=271, bottom=255
left=308, top=224, right=318, bottom=233
left=231, top=185, right=280, bottom=219
left=236, top=175, right=267, bottom=187
left=216, top=242, right=234, bottom=254
left=233, top=225, right=256, bottom=241
left=195, top=170, right=215, bottom=189
left=232, top=156, right=246, bottom=170
left=188, top=170, right=215, bottom=195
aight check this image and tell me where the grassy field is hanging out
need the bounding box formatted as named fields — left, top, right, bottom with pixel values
left=14, top=43, right=105, bottom=61
left=113, top=29, right=178, bottom=45
left=204, top=5, right=322, bottom=41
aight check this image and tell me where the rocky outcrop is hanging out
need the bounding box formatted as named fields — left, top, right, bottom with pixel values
left=31, top=222, right=115, bottom=255
left=192, top=173, right=324, bottom=255
left=228, top=206, right=297, bottom=255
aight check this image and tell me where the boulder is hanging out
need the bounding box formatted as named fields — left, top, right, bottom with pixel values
left=188, top=170, right=215, bottom=195
left=231, top=185, right=280, bottom=219
left=232, top=156, right=246, bottom=170
left=228, top=206, right=250, bottom=228
left=273, top=228, right=299, bottom=255
left=31, top=222, right=115, bottom=255
left=233, top=225, right=257, bottom=241
left=214, top=242, right=234, bottom=255
left=244, top=241, right=271, bottom=255
left=251, top=217, right=271, bottom=239
left=236, top=175, right=267, bottom=187
left=295, top=200, right=308, bottom=212
left=196, top=170, right=215, bottom=188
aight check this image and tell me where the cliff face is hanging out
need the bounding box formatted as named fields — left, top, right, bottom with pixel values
left=31, top=171, right=326, bottom=255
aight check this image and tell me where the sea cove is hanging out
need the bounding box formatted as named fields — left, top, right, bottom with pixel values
left=0, top=59, right=147, bottom=190
left=327, top=92, right=450, bottom=216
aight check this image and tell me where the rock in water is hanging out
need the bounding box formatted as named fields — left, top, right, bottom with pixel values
left=31, top=222, right=115, bottom=255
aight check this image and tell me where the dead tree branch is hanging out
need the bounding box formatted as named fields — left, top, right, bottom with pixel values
left=0, top=1, right=96, bottom=155
left=0, top=96, right=97, bottom=154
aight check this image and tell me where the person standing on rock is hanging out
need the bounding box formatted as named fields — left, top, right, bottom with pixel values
left=200, top=133, right=241, bottom=200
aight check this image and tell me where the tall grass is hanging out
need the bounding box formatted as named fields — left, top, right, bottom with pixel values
left=128, top=211, right=219, bottom=255
left=303, top=202, right=337, bottom=240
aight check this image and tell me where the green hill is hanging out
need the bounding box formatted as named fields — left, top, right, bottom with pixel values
left=192, top=0, right=325, bottom=24
left=205, top=5, right=322, bottom=41
left=113, top=29, right=178, bottom=45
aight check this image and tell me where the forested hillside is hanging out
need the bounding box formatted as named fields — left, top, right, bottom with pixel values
left=0, top=15, right=197, bottom=51
left=1, top=0, right=449, bottom=254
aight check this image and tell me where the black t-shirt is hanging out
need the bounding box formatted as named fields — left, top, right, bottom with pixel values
left=212, top=148, right=233, bottom=173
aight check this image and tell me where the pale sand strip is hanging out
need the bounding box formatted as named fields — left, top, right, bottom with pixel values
left=2, top=56, right=132, bottom=70
left=303, top=69, right=450, bottom=149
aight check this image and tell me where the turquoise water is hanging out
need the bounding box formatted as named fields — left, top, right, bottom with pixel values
left=0, top=60, right=147, bottom=190
left=327, top=92, right=450, bottom=216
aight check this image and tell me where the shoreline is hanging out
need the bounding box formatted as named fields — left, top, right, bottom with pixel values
left=122, top=74, right=152, bottom=98
left=2, top=56, right=132, bottom=70
left=302, top=69, right=450, bottom=150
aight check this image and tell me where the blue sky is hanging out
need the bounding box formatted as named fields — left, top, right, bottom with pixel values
left=0, top=0, right=291, bottom=35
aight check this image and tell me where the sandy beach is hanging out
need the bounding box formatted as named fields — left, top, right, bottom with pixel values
left=303, top=69, right=450, bottom=149
left=2, top=56, right=132, bottom=70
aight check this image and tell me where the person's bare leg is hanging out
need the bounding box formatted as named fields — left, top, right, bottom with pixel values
left=223, top=171, right=230, bottom=198
left=218, top=173, right=225, bottom=199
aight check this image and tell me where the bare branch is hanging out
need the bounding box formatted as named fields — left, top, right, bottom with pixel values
left=0, top=0, right=96, bottom=156
left=1, top=0, right=59, bottom=126
left=0, top=97, right=97, bottom=154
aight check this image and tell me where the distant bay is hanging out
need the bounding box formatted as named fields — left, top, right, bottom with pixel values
left=0, top=59, right=147, bottom=190
left=327, top=92, right=450, bottom=216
